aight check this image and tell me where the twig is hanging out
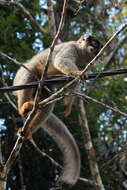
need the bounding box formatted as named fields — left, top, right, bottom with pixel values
left=30, top=138, right=62, bottom=169
left=0, top=51, right=38, bottom=80
left=79, top=177, right=97, bottom=186
left=104, top=35, right=127, bottom=70
left=74, top=0, right=86, bottom=16
left=81, top=23, right=127, bottom=75
left=43, top=96, right=63, bottom=106
left=5, top=137, right=23, bottom=174
left=0, top=64, right=17, bottom=110
left=0, top=0, right=48, bottom=35
left=74, top=92, right=127, bottom=118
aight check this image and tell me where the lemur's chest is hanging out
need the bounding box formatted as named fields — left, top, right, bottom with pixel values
left=36, top=62, right=62, bottom=79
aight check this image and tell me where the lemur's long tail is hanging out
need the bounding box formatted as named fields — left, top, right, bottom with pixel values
left=42, top=113, right=80, bottom=185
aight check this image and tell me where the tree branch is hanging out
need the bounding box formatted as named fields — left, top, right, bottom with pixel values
left=77, top=99, right=105, bottom=190
left=0, top=64, right=17, bottom=110
left=104, top=35, right=127, bottom=70
left=0, top=51, right=38, bottom=80
left=74, top=92, right=127, bottom=118
left=30, top=138, right=62, bottom=169
left=81, top=23, right=127, bottom=75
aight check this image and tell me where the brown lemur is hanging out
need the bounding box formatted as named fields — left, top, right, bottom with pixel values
left=13, top=34, right=102, bottom=185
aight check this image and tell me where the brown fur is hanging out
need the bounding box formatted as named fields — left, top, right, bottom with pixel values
left=13, top=34, right=102, bottom=185
left=13, top=34, right=102, bottom=116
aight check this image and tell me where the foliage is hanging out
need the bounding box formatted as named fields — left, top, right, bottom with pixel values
left=0, top=0, right=127, bottom=189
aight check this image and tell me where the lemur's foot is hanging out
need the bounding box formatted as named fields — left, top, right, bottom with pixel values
left=19, top=101, right=34, bottom=116
left=69, top=70, right=88, bottom=80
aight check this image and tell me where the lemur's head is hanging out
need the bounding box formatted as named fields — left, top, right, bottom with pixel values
left=77, top=34, right=102, bottom=58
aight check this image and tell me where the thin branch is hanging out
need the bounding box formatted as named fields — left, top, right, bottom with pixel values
left=0, top=51, right=38, bottom=80
left=30, top=138, right=62, bottom=169
left=74, top=0, right=86, bottom=16
left=81, top=23, right=127, bottom=75
left=74, top=92, right=127, bottom=118
left=104, top=35, right=127, bottom=70
left=0, top=0, right=48, bottom=35
left=3, top=94, right=17, bottom=110
left=0, top=64, right=17, bottom=110
left=43, top=96, right=63, bottom=106
left=5, top=137, right=23, bottom=174
left=79, top=177, right=97, bottom=186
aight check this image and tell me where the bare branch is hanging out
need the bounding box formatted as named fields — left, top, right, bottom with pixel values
left=0, top=51, right=23, bottom=67
left=74, top=0, right=86, bottom=15
left=81, top=23, right=127, bottom=75
left=0, top=51, right=38, bottom=80
left=41, top=0, right=69, bottom=80
left=5, top=137, right=23, bottom=174
left=77, top=99, right=105, bottom=190
left=104, top=35, right=127, bottom=70
left=30, top=138, right=62, bottom=169
left=74, top=92, right=127, bottom=118
left=0, top=64, right=17, bottom=110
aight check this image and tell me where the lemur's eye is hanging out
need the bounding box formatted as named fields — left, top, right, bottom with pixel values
left=82, top=38, right=86, bottom=41
left=91, top=40, right=98, bottom=47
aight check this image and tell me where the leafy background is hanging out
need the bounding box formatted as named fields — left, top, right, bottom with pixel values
left=0, top=0, right=127, bottom=189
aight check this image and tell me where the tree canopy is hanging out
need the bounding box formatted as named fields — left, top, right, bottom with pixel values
left=0, top=0, right=127, bottom=190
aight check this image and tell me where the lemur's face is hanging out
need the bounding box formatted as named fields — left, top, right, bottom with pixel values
left=85, top=35, right=102, bottom=56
